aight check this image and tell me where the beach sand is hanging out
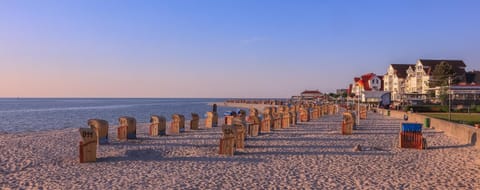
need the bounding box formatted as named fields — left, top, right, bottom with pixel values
left=0, top=110, right=479, bottom=189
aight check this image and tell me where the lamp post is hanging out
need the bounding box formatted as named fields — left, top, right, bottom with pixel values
left=448, top=76, right=451, bottom=121
left=357, top=88, right=360, bottom=125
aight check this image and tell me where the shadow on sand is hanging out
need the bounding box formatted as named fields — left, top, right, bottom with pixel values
left=97, top=149, right=265, bottom=163
left=427, top=144, right=473, bottom=150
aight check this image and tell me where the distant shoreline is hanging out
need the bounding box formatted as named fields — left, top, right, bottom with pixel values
left=209, top=102, right=276, bottom=111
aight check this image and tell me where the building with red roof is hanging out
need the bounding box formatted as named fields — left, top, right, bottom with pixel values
left=349, top=73, right=384, bottom=96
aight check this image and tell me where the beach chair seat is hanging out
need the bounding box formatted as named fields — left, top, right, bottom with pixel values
left=299, top=108, right=310, bottom=122
left=342, top=112, right=354, bottom=135
left=248, top=109, right=261, bottom=136
left=205, top=111, right=218, bottom=128
left=219, top=125, right=236, bottom=156
left=261, top=107, right=273, bottom=132
left=190, top=113, right=200, bottom=130
left=169, top=114, right=181, bottom=135
left=79, top=128, right=97, bottom=163
left=273, top=113, right=282, bottom=130
left=289, top=106, right=297, bottom=125
left=87, top=119, right=109, bottom=145
left=260, top=118, right=271, bottom=133
left=219, top=137, right=235, bottom=156
left=282, top=111, right=290, bottom=128
left=117, top=125, right=128, bottom=140
left=178, top=114, right=186, bottom=132
left=118, top=116, right=136, bottom=139
left=399, top=123, right=424, bottom=149
left=247, top=123, right=260, bottom=137
left=150, top=115, right=166, bottom=136
left=360, top=105, right=367, bottom=119
left=224, top=115, right=234, bottom=125
left=232, top=120, right=246, bottom=149
left=399, top=132, right=423, bottom=149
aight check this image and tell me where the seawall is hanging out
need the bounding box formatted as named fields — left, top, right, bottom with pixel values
left=377, top=109, right=479, bottom=149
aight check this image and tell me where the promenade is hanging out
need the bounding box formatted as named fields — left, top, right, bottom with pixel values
left=0, top=110, right=478, bottom=189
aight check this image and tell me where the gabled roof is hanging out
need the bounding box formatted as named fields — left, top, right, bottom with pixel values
left=419, top=59, right=466, bottom=68
left=353, top=73, right=384, bottom=91
left=418, top=59, right=466, bottom=76
left=361, top=73, right=376, bottom=80
left=360, top=73, right=377, bottom=91
left=391, top=64, right=414, bottom=78
left=353, top=73, right=383, bottom=91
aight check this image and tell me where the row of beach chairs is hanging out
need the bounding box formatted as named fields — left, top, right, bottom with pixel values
left=79, top=112, right=219, bottom=163
left=80, top=104, right=340, bottom=162
left=218, top=104, right=340, bottom=156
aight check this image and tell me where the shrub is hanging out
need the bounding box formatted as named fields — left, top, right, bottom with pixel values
left=401, top=105, right=480, bottom=113
left=402, top=105, right=448, bottom=112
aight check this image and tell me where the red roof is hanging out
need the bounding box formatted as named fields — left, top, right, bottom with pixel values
left=361, top=73, right=375, bottom=91
left=353, top=73, right=384, bottom=91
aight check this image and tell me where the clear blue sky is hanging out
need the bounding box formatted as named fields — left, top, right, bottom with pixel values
left=1, top=0, right=479, bottom=98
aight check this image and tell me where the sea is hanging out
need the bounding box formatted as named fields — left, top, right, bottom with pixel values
left=0, top=98, right=238, bottom=133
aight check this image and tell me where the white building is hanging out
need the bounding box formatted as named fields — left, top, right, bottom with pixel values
left=382, top=59, right=469, bottom=105
left=383, top=64, right=413, bottom=103
left=349, top=73, right=383, bottom=96
left=403, top=59, right=466, bottom=102
left=347, top=73, right=387, bottom=106
left=300, top=90, right=323, bottom=101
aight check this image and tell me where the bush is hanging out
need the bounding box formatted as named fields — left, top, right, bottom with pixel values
left=403, top=105, right=449, bottom=112
left=401, top=105, right=480, bottom=113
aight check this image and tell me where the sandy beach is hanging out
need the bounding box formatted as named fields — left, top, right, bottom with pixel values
left=0, top=109, right=479, bottom=189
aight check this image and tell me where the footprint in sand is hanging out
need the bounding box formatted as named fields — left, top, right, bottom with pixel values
left=1, top=159, right=33, bottom=174
left=19, top=159, right=33, bottom=170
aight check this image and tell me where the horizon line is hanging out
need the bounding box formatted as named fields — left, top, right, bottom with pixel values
left=0, top=96, right=292, bottom=99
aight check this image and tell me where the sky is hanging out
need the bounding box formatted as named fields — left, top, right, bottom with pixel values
left=1, top=0, right=480, bottom=98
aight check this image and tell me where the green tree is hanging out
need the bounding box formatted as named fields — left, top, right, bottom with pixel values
left=429, top=61, right=455, bottom=88
left=328, top=93, right=339, bottom=98
left=429, top=61, right=455, bottom=105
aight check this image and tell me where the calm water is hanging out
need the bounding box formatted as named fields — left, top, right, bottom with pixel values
left=0, top=98, right=236, bottom=133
